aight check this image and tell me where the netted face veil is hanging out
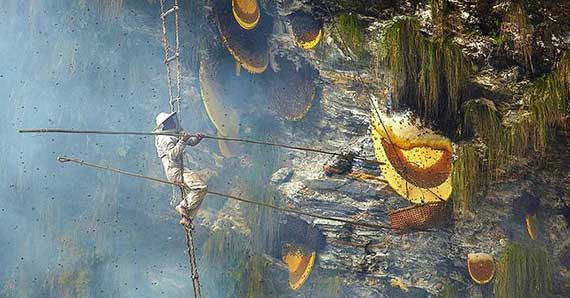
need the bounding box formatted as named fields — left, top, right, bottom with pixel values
left=155, top=112, right=178, bottom=131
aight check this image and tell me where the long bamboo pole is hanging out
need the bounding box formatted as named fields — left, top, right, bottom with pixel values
left=56, top=156, right=398, bottom=231
left=20, top=128, right=384, bottom=165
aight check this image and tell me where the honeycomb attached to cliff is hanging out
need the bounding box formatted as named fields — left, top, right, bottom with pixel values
left=468, top=253, right=496, bottom=285
left=289, top=11, right=323, bottom=50
left=231, top=0, right=260, bottom=30
left=214, top=0, right=270, bottom=73
left=371, top=111, right=453, bottom=203
left=260, top=55, right=318, bottom=121
left=199, top=51, right=242, bottom=157
left=525, top=214, right=538, bottom=240
left=281, top=243, right=316, bottom=290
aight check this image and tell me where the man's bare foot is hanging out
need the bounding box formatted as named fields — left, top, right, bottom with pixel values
left=179, top=217, right=192, bottom=227
left=176, top=199, right=190, bottom=217
left=175, top=204, right=188, bottom=216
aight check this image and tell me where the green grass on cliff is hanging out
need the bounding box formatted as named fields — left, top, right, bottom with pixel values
left=453, top=53, right=570, bottom=210
left=452, top=142, right=489, bottom=212
left=332, top=13, right=365, bottom=60
left=525, top=52, right=570, bottom=152
left=503, top=2, right=535, bottom=74
left=494, top=243, right=554, bottom=298
left=379, top=17, right=470, bottom=129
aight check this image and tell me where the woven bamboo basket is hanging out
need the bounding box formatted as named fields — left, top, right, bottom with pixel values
left=389, top=202, right=449, bottom=231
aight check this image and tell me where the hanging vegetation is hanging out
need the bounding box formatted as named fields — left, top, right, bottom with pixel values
left=201, top=123, right=283, bottom=297
left=429, top=0, right=449, bottom=38
left=501, top=2, right=535, bottom=74
left=379, top=17, right=470, bottom=134
left=451, top=142, right=488, bottom=212
left=202, top=226, right=242, bottom=266
left=239, top=255, right=283, bottom=298
left=436, top=282, right=458, bottom=298
left=314, top=275, right=344, bottom=298
left=331, top=13, right=365, bottom=60
left=494, top=243, right=554, bottom=298
left=462, top=98, right=504, bottom=178
left=453, top=53, right=570, bottom=208
left=239, top=124, right=281, bottom=254
left=524, top=52, right=570, bottom=152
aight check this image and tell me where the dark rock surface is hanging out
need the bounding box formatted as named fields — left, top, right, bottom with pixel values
left=259, top=1, right=570, bottom=296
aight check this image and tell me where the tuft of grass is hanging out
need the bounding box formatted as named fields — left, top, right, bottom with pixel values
left=202, top=120, right=283, bottom=296
left=318, top=275, right=344, bottom=298
left=462, top=98, right=506, bottom=178
left=380, top=17, right=470, bottom=133
left=452, top=142, right=488, bottom=212
left=455, top=53, right=570, bottom=207
left=239, top=123, right=281, bottom=254
left=502, top=2, right=535, bottom=73
left=463, top=99, right=502, bottom=143
left=430, top=0, right=449, bottom=38
left=494, top=243, right=554, bottom=298
left=524, top=52, right=570, bottom=152
left=202, top=227, right=240, bottom=265
left=332, top=13, right=365, bottom=60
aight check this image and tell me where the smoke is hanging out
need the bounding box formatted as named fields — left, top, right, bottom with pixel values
left=0, top=0, right=311, bottom=296
left=0, top=1, right=222, bottom=297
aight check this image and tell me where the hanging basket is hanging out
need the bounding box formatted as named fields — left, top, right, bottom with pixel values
left=389, top=202, right=449, bottom=231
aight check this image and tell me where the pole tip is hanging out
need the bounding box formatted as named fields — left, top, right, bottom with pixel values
left=57, top=156, right=70, bottom=163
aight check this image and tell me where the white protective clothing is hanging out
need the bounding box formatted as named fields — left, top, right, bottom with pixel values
left=155, top=114, right=206, bottom=218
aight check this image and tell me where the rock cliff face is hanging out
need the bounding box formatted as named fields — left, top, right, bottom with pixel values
left=2, top=0, right=568, bottom=297
left=237, top=0, right=570, bottom=297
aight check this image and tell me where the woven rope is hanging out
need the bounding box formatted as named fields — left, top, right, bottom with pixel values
left=158, top=1, right=200, bottom=296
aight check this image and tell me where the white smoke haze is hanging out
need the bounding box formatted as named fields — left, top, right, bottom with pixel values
left=0, top=1, right=241, bottom=297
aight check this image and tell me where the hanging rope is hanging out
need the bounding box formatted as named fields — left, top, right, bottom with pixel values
left=323, top=6, right=446, bottom=203
left=159, top=0, right=182, bottom=119
left=158, top=1, right=201, bottom=296
left=19, top=129, right=384, bottom=166
left=55, top=156, right=427, bottom=232
left=184, top=224, right=202, bottom=298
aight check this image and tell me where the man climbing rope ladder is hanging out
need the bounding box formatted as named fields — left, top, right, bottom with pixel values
left=154, top=111, right=207, bottom=227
